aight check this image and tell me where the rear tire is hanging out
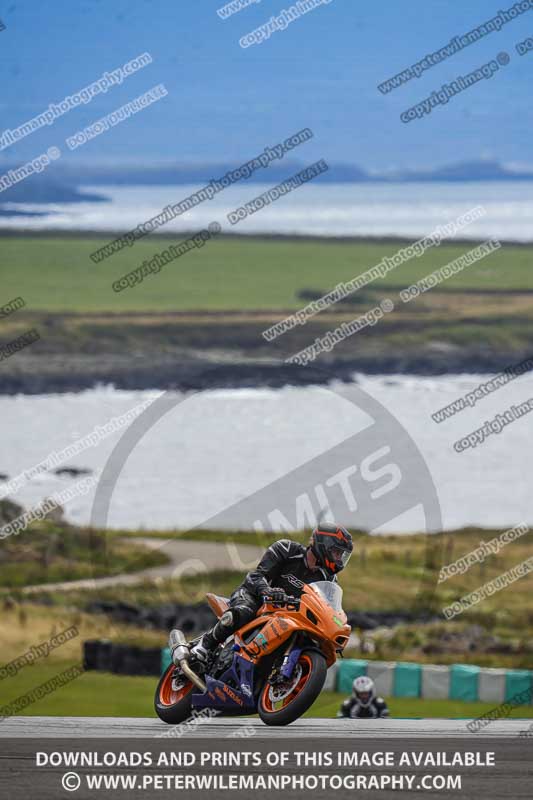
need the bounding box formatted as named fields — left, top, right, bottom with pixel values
left=258, top=650, right=326, bottom=726
left=154, top=664, right=194, bottom=724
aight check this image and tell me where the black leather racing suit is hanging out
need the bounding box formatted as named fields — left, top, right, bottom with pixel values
left=338, top=695, right=390, bottom=719
left=204, top=539, right=335, bottom=648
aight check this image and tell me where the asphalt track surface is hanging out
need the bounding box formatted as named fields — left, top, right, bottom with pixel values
left=0, top=717, right=527, bottom=738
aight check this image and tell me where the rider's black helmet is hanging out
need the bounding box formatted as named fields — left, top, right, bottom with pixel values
left=310, top=523, right=353, bottom=575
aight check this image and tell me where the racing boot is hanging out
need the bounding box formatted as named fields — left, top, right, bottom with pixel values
left=189, top=610, right=235, bottom=667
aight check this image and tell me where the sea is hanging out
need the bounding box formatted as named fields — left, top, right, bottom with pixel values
left=2, top=181, right=533, bottom=240
left=1, top=375, right=532, bottom=534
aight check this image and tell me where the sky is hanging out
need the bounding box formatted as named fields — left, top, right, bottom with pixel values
left=0, top=0, right=532, bottom=171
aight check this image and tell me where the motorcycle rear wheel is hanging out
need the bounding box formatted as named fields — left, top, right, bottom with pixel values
left=258, top=650, right=326, bottom=726
left=154, top=664, right=194, bottom=724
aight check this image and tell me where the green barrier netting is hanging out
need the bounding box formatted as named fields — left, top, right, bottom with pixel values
left=161, top=647, right=172, bottom=674
left=504, top=670, right=533, bottom=704
left=393, top=662, right=422, bottom=698
left=450, top=664, right=480, bottom=702
left=337, top=659, right=368, bottom=693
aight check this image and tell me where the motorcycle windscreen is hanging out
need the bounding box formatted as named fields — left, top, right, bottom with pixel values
left=308, top=580, right=344, bottom=612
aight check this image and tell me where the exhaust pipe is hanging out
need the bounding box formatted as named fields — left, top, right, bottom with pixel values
left=169, top=629, right=190, bottom=664
left=169, top=629, right=207, bottom=692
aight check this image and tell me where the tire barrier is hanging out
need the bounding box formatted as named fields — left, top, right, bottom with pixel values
left=82, top=639, right=102, bottom=671
left=83, top=640, right=162, bottom=676
left=84, top=600, right=436, bottom=635
left=85, top=641, right=533, bottom=706
left=85, top=601, right=217, bottom=635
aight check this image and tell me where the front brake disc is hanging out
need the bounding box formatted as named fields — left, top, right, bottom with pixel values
left=267, top=663, right=303, bottom=703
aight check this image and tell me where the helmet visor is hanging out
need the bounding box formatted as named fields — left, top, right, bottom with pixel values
left=329, top=545, right=352, bottom=570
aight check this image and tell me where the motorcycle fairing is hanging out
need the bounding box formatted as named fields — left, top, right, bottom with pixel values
left=237, top=613, right=299, bottom=662
left=192, top=653, right=255, bottom=712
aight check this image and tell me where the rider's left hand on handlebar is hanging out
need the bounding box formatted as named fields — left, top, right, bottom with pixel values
left=268, top=587, right=288, bottom=604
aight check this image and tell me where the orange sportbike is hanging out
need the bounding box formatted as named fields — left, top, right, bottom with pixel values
left=155, top=581, right=351, bottom=726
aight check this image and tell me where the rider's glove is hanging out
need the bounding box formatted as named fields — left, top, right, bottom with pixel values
left=268, top=587, right=288, bottom=604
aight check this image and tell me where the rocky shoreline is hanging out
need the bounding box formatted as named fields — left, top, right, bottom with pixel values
left=0, top=348, right=525, bottom=395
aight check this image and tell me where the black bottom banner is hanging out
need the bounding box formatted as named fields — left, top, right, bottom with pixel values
left=0, top=737, right=530, bottom=799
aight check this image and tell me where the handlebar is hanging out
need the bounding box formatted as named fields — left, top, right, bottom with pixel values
left=262, top=594, right=301, bottom=611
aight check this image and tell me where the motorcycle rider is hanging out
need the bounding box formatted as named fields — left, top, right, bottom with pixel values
left=186, top=523, right=353, bottom=667
left=337, top=675, right=390, bottom=719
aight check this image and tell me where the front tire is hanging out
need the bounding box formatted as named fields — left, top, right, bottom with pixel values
left=154, top=664, right=194, bottom=724
left=258, top=650, right=326, bottom=726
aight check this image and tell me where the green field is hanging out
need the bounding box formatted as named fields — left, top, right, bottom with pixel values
left=1, top=235, right=532, bottom=378
left=2, top=235, right=532, bottom=312
left=2, top=663, right=533, bottom=721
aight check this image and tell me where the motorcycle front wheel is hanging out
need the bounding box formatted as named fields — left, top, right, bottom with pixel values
left=257, top=650, right=326, bottom=726
left=154, top=664, right=194, bottom=724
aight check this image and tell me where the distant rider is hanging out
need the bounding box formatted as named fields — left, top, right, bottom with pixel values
left=337, top=676, right=390, bottom=719
left=186, top=523, right=353, bottom=667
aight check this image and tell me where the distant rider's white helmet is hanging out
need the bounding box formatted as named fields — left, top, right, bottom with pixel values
left=352, top=675, right=375, bottom=708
